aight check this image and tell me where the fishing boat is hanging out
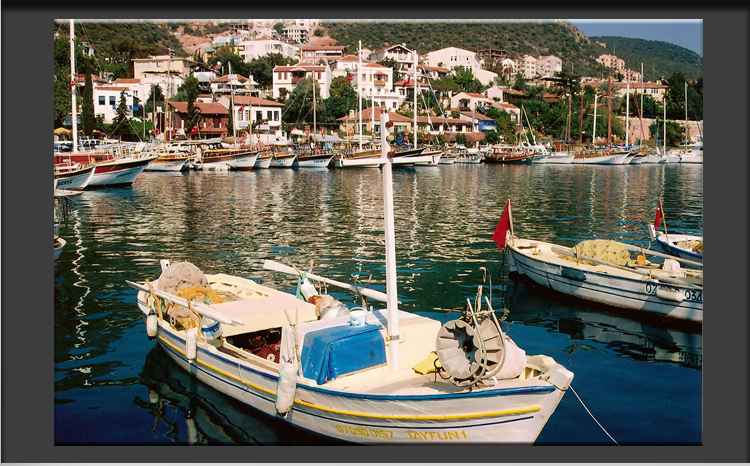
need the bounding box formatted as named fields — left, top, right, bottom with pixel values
left=497, top=201, right=703, bottom=322
left=449, top=145, right=483, bottom=164
left=334, top=148, right=385, bottom=168
left=54, top=162, right=95, bottom=190
left=54, top=236, right=66, bottom=262
left=413, top=148, right=443, bottom=166
left=569, top=145, right=630, bottom=165
left=647, top=200, right=703, bottom=265
left=196, top=141, right=259, bottom=171
left=292, top=146, right=336, bottom=169
left=268, top=143, right=299, bottom=168
left=390, top=147, right=434, bottom=166
left=127, top=114, right=573, bottom=445
left=253, top=150, right=273, bottom=169
left=484, top=145, right=535, bottom=164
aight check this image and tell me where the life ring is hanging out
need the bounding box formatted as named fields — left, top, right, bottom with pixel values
left=241, top=130, right=248, bottom=138
left=348, top=128, right=354, bottom=137
left=154, top=128, right=160, bottom=136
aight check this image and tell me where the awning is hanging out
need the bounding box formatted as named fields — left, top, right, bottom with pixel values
left=54, top=127, right=71, bottom=134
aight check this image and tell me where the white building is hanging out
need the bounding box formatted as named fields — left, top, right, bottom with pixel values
left=132, top=55, right=192, bottom=98
left=283, top=24, right=309, bottom=44
left=331, top=55, right=401, bottom=110
left=518, top=55, right=537, bottom=80
left=238, top=37, right=298, bottom=62
left=301, top=45, right=347, bottom=63
left=216, top=94, right=285, bottom=132
left=272, top=63, right=331, bottom=99
left=597, top=54, right=626, bottom=73
left=423, top=47, right=497, bottom=86
left=450, top=92, right=494, bottom=112
left=93, top=86, right=137, bottom=123
left=369, top=43, right=417, bottom=75
left=537, top=55, right=562, bottom=77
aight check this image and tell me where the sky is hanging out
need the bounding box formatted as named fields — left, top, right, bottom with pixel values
left=569, top=19, right=703, bottom=57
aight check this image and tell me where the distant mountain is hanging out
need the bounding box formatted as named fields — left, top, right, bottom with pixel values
left=589, top=36, right=703, bottom=80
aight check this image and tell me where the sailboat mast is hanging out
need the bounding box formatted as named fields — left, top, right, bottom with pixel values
left=607, top=73, right=612, bottom=147
left=70, top=19, right=78, bottom=153
left=593, top=94, right=598, bottom=144
left=380, top=111, right=400, bottom=371
left=230, top=62, right=236, bottom=147
left=413, top=50, right=417, bottom=147
left=247, top=77, right=253, bottom=148
left=313, top=71, right=317, bottom=141
left=625, top=79, right=630, bottom=147
left=663, top=93, right=667, bottom=154
left=358, top=40, right=362, bottom=151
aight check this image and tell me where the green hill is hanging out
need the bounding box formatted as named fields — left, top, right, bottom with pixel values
left=589, top=36, right=703, bottom=80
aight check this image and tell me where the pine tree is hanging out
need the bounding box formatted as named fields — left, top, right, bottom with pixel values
left=81, top=60, right=96, bottom=137
left=111, top=90, right=133, bottom=140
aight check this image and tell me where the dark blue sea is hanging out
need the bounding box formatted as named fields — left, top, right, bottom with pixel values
left=52, top=163, right=703, bottom=448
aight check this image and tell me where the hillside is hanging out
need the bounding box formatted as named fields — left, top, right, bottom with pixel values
left=322, top=20, right=607, bottom=76
left=58, top=20, right=703, bottom=82
left=590, top=36, right=703, bottom=80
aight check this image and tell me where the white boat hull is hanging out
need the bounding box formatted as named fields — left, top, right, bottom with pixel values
left=254, top=156, right=273, bottom=169
left=508, top=239, right=703, bottom=322
left=454, top=155, right=483, bottom=164
left=147, top=313, right=570, bottom=444
left=87, top=156, right=157, bottom=188
left=133, top=269, right=573, bottom=445
left=145, top=158, right=188, bottom=171
left=269, top=155, right=297, bottom=168
left=54, top=165, right=95, bottom=190
left=293, top=154, right=335, bottom=168
left=571, top=152, right=630, bottom=165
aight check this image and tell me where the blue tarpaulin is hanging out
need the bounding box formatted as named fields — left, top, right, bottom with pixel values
left=300, top=324, right=386, bottom=385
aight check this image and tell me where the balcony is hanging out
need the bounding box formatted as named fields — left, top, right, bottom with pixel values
left=374, top=79, right=387, bottom=86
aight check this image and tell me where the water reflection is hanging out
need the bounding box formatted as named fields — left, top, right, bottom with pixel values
left=54, top=164, right=702, bottom=445
left=506, top=277, right=702, bottom=370
left=137, top=345, right=345, bottom=445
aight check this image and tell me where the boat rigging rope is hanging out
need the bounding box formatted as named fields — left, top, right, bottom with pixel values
left=569, top=385, right=620, bottom=445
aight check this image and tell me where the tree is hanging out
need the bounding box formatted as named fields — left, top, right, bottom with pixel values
left=248, top=53, right=297, bottom=90
left=81, top=59, right=96, bottom=137
left=377, top=57, right=401, bottom=83
left=273, top=22, right=284, bottom=35
left=454, top=66, right=484, bottom=93
left=282, top=77, right=322, bottom=128
left=180, top=75, right=202, bottom=133
left=111, top=90, right=134, bottom=140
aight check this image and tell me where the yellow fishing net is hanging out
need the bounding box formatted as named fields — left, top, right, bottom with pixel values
left=559, top=239, right=634, bottom=266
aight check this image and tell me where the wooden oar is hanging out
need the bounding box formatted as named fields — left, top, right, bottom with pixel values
left=621, top=243, right=702, bottom=268
left=550, top=247, right=701, bottom=289
left=126, top=280, right=244, bottom=326
left=263, top=259, right=391, bottom=303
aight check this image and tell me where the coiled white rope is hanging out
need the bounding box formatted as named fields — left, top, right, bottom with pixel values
left=570, top=385, right=620, bottom=445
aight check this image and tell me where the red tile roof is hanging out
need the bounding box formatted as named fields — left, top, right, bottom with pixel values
left=169, top=102, right=228, bottom=115
left=229, top=96, right=285, bottom=107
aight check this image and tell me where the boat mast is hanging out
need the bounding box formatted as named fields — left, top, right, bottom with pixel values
left=684, top=82, right=689, bottom=143
left=70, top=19, right=78, bottom=153
left=358, top=40, right=363, bottom=151
left=640, top=63, right=644, bottom=146
left=230, top=61, right=236, bottom=148
left=380, top=111, right=400, bottom=370
left=625, top=79, right=630, bottom=147
left=579, top=90, right=584, bottom=144
left=593, top=94, right=598, bottom=144
left=607, top=72, right=612, bottom=147
left=413, top=49, right=418, bottom=148
left=247, top=76, right=253, bottom=148
left=313, top=70, right=317, bottom=144
left=663, top=92, right=667, bottom=154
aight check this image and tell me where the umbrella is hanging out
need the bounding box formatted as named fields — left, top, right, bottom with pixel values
left=54, top=127, right=71, bottom=134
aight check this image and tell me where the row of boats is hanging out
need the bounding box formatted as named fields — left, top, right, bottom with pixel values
left=53, top=136, right=705, bottom=191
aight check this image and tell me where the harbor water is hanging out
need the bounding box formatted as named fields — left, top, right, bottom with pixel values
left=53, top=162, right=702, bottom=446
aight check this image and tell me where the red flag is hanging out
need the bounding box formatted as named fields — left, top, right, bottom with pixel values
left=346, top=74, right=353, bottom=82
left=404, top=76, right=411, bottom=85
left=492, top=200, right=512, bottom=250
left=68, top=80, right=76, bottom=88
left=190, top=124, right=199, bottom=136
left=654, top=204, right=662, bottom=231
left=238, top=106, right=245, bottom=112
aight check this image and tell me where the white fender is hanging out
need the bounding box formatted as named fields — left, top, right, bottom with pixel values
left=146, top=314, right=158, bottom=338
left=186, top=328, right=198, bottom=361
left=275, top=359, right=298, bottom=417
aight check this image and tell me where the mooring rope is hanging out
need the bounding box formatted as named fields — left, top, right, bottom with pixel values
left=570, top=385, right=620, bottom=445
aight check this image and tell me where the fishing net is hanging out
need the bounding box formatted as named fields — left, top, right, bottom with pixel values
left=560, top=240, right=634, bottom=266
left=676, top=239, right=703, bottom=255
left=155, top=262, right=225, bottom=329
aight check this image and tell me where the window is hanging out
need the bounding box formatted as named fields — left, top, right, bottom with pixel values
left=109, top=96, right=116, bottom=106
left=99, top=96, right=105, bottom=105
left=274, top=111, right=279, bottom=121
left=256, top=111, right=262, bottom=121
left=266, top=110, right=273, bottom=120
